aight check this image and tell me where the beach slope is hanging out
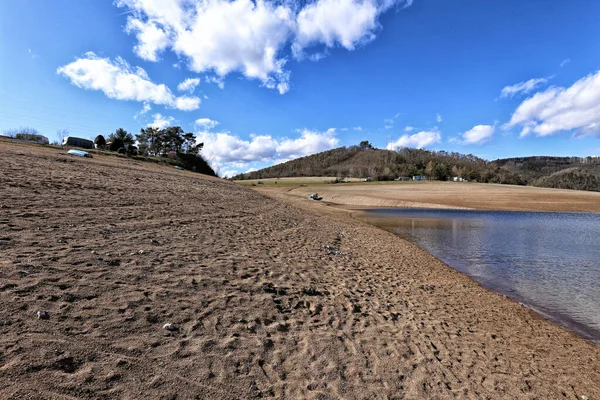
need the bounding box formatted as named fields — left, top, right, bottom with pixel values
left=1, top=141, right=599, bottom=399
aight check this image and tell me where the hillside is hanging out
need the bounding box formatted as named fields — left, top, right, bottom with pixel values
left=234, top=144, right=600, bottom=191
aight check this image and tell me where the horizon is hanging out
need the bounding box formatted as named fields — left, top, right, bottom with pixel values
left=1, top=0, right=600, bottom=176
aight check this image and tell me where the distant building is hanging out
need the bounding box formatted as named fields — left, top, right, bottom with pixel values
left=63, top=136, right=94, bottom=149
left=394, top=177, right=411, bottom=181
left=412, top=176, right=425, bottom=181
left=453, top=176, right=466, bottom=182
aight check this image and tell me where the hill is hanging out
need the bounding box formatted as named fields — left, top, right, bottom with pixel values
left=234, top=143, right=600, bottom=191
left=234, top=143, right=524, bottom=184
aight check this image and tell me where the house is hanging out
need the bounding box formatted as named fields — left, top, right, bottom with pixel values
left=63, top=136, right=94, bottom=149
left=394, top=177, right=411, bottom=181
left=412, top=176, right=426, bottom=181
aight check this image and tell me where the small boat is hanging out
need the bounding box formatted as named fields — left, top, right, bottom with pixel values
left=67, top=149, right=91, bottom=158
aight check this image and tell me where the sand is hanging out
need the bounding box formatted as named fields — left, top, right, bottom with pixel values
left=1, top=141, right=600, bottom=399
left=246, top=178, right=600, bottom=212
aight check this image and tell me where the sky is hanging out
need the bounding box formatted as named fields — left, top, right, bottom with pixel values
left=1, top=0, right=600, bottom=177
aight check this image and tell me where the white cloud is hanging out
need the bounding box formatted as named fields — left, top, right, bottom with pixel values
left=500, top=77, right=550, bottom=98
left=560, top=58, right=570, bottom=68
left=404, top=126, right=414, bottom=132
left=353, top=126, right=363, bottom=131
left=505, top=70, right=600, bottom=138
left=460, top=124, right=495, bottom=144
left=195, top=118, right=219, bottom=130
left=126, top=18, right=170, bottom=62
left=436, top=113, right=442, bottom=123
left=278, top=128, right=339, bottom=160
left=57, top=52, right=201, bottom=111
left=148, top=113, right=174, bottom=129
left=177, top=77, right=200, bottom=93
left=205, top=75, right=225, bottom=89
left=134, top=103, right=152, bottom=119
left=293, top=0, right=379, bottom=57
left=116, top=0, right=412, bottom=93
left=386, top=130, right=441, bottom=150
left=174, top=96, right=201, bottom=110
left=196, top=128, right=339, bottom=170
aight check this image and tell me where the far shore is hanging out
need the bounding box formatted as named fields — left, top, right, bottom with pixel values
left=238, top=177, right=600, bottom=213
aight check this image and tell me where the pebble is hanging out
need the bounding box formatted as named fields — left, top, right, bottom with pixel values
left=163, top=323, right=178, bottom=331
left=37, top=310, right=50, bottom=320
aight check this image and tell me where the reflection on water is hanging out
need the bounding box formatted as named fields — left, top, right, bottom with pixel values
left=358, top=208, right=600, bottom=343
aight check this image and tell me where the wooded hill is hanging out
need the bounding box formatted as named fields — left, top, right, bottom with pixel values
left=233, top=142, right=600, bottom=192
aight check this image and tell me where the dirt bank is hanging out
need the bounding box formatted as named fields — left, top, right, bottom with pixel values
left=1, top=141, right=600, bottom=399
left=251, top=179, right=600, bottom=212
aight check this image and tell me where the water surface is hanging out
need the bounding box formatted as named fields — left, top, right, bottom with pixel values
left=358, top=208, right=600, bottom=343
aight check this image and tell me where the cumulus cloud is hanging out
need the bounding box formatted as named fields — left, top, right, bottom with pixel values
left=436, top=113, right=442, bottom=123
left=353, top=126, right=363, bottom=131
left=505, top=70, right=600, bottom=138
left=177, top=77, right=200, bottom=93
left=459, top=124, right=495, bottom=144
left=116, top=0, right=412, bottom=93
left=148, top=113, right=175, bottom=129
left=196, top=128, right=339, bottom=171
left=386, top=130, right=441, bottom=150
left=195, top=118, right=219, bottom=130
left=57, top=52, right=200, bottom=111
left=293, top=0, right=379, bottom=57
left=404, top=126, right=414, bottom=132
left=500, top=77, right=549, bottom=98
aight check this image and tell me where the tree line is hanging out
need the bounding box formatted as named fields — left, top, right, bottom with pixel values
left=94, top=126, right=203, bottom=156
left=235, top=142, right=526, bottom=184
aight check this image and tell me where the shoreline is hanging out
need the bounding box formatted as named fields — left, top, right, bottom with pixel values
left=3, top=142, right=600, bottom=398
left=260, top=188, right=600, bottom=346
left=345, top=202, right=600, bottom=344
left=352, top=208, right=600, bottom=345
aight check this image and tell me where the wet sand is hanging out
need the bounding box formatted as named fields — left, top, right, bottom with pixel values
left=2, top=141, right=600, bottom=399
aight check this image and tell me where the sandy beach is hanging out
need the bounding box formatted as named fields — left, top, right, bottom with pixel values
left=244, top=178, right=600, bottom=213
left=2, top=141, right=600, bottom=399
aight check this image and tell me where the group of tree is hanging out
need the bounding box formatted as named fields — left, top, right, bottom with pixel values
left=94, top=126, right=203, bottom=156
left=93, top=126, right=214, bottom=176
left=234, top=141, right=600, bottom=192
left=234, top=142, right=520, bottom=183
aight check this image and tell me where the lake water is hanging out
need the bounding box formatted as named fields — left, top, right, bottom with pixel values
left=357, top=208, right=600, bottom=343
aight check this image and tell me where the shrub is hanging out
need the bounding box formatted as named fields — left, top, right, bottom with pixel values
left=94, top=134, right=106, bottom=148
left=109, top=138, right=125, bottom=152
left=117, top=147, right=126, bottom=154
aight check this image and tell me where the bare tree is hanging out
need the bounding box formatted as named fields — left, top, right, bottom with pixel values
left=3, top=127, right=39, bottom=138
left=57, top=128, right=69, bottom=144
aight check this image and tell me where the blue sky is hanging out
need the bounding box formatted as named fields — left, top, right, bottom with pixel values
left=1, top=0, right=600, bottom=176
